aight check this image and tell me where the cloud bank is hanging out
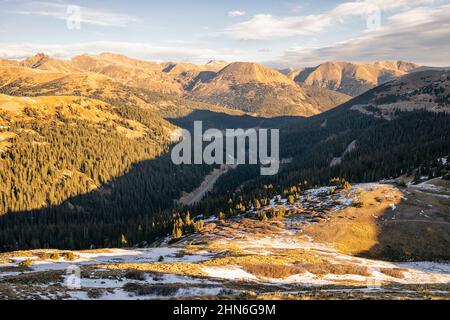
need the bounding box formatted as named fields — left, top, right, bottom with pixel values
left=273, top=4, right=450, bottom=67
left=225, top=0, right=436, bottom=40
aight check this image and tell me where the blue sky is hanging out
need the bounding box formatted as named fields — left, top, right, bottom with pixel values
left=1, top=0, right=449, bottom=67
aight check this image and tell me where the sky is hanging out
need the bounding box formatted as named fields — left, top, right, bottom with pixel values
left=0, top=0, right=449, bottom=68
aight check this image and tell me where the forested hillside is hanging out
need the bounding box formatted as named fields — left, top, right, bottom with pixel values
left=0, top=62, right=448, bottom=252
left=187, top=72, right=450, bottom=223
left=0, top=100, right=215, bottom=251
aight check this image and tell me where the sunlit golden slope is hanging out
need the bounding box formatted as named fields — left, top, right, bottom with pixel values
left=0, top=94, right=160, bottom=139
left=187, top=62, right=350, bottom=117
left=15, top=53, right=227, bottom=95
left=71, top=53, right=184, bottom=94
left=0, top=63, right=244, bottom=119
left=349, top=69, right=450, bottom=118
left=0, top=53, right=352, bottom=117
left=292, top=60, right=419, bottom=96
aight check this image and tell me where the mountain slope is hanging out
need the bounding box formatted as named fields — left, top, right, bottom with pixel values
left=0, top=64, right=243, bottom=119
left=187, top=62, right=350, bottom=117
left=0, top=62, right=448, bottom=254
left=349, top=70, right=450, bottom=118
left=292, top=60, right=419, bottom=97
left=71, top=53, right=185, bottom=94
left=1, top=54, right=353, bottom=117
left=13, top=53, right=228, bottom=95
left=0, top=93, right=177, bottom=214
left=2, top=180, right=450, bottom=299
left=20, top=53, right=80, bottom=73
left=201, top=70, right=450, bottom=227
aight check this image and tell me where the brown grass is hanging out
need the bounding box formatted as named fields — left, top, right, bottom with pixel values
left=0, top=265, right=29, bottom=273
left=242, top=264, right=301, bottom=279
left=2, top=270, right=64, bottom=284
left=124, top=270, right=146, bottom=281
left=0, top=259, right=13, bottom=264
left=380, top=268, right=406, bottom=279
left=304, top=185, right=403, bottom=255
left=202, top=250, right=324, bottom=268
left=298, top=263, right=370, bottom=276
left=96, top=262, right=204, bottom=277
left=122, top=283, right=180, bottom=296
left=19, top=258, right=34, bottom=267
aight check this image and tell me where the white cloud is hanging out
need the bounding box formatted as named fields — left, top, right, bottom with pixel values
left=228, top=10, right=246, bottom=17
left=225, top=0, right=437, bottom=40
left=273, top=4, right=450, bottom=67
left=0, top=41, right=247, bottom=64
left=226, top=13, right=330, bottom=40
left=11, top=2, right=140, bottom=27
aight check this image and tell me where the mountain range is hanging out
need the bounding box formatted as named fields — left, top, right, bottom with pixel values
left=2, top=53, right=434, bottom=117
left=282, top=60, right=420, bottom=97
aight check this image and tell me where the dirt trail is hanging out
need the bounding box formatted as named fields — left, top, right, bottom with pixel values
left=177, top=163, right=237, bottom=206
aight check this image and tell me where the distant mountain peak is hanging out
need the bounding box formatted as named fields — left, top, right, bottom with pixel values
left=292, top=60, right=421, bottom=96
left=21, top=53, right=50, bottom=69
left=215, top=62, right=293, bottom=85
left=187, top=61, right=350, bottom=117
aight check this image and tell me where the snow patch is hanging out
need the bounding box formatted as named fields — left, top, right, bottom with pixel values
left=201, top=266, right=258, bottom=281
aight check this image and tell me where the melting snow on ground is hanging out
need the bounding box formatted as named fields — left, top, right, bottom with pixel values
left=201, top=266, right=258, bottom=281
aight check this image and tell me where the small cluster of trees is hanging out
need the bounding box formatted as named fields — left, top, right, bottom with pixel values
left=171, top=211, right=205, bottom=240
left=329, top=178, right=352, bottom=190
left=257, top=207, right=286, bottom=221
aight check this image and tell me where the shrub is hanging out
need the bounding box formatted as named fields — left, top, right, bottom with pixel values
left=342, top=181, right=352, bottom=190
left=63, top=252, right=77, bottom=261
left=124, top=270, right=146, bottom=281
left=352, top=201, right=364, bottom=208
left=257, top=211, right=268, bottom=221
left=299, top=263, right=370, bottom=276
left=194, top=220, right=204, bottom=233
left=242, top=264, right=301, bottom=279
left=36, top=252, right=51, bottom=260
left=330, top=178, right=352, bottom=190
left=171, top=221, right=183, bottom=240
left=395, top=180, right=407, bottom=187
left=288, top=195, right=295, bottom=205
left=87, top=289, right=104, bottom=299
left=19, top=258, right=33, bottom=267
left=122, top=283, right=178, bottom=296
left=380, top=268, right=405, bottom=278
left=50, top=253, right=61, bottom=260
left=152, top=273, right=164, bottom=281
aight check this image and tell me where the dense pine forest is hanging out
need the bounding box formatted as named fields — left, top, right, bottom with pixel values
left=187, top=109, right=450, bottom=224
left=1, top=104, right=449, bottom=251
left=0, top=67, right=449, bottom=251
left=0, top=102, right=213, bottom=251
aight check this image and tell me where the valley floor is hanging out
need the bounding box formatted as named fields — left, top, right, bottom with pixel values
left=1, top=182, right=449, bottom=300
